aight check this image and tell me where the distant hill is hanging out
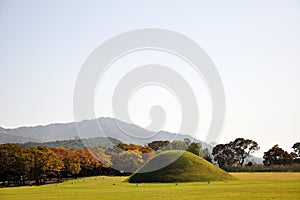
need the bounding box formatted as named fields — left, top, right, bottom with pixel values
left=245, top=155, right=263, bottom=165
left=0, top=132, right=38, bottom=144
left=20, top=137, right=121, bottom=149
left=0, top=117, right=211, bottom=149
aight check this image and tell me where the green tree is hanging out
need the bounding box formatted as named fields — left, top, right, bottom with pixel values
left=212, top=138, right=259, bottom=167
left=199, top=148, right=213, bottom=162
left=161, top=140, right=188, bottom=151
left=212, top=144, right=236, bottom=168
left=187, top=142, right=201, bottom=156
left=111, top=150, right=144, bottom=173
left=184, top=138, right=191, bottom=145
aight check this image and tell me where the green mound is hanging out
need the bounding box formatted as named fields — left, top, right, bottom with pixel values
left=129, top=150, right=234, bottom=183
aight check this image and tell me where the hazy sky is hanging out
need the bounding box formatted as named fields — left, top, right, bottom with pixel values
left=0, top=0, right=299, bottom=156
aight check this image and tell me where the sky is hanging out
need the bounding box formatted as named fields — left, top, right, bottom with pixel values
left=0, top=0, right=300, bottom=157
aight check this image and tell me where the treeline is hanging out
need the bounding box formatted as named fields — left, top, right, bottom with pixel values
left=0, top=139, right=210, bottom=187
left=0, top=144, right=111, bottom=187
left=212, top=138, right=300, bottom=171
left=1, top=138, right=299, bottom=187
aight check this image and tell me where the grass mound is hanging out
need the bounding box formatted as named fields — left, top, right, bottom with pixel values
left=129, top=150, right=234, bottom=183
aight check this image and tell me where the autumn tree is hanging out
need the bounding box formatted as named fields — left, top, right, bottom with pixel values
left=263, top=145, right=293, bottom=166
left=116, top=142, right=155, bottom=163
left=50, top=147, right=81, bottom=178
left=117, top=142, right=154, bottom=153
left=75, top=149, right=100, bottom=177
left=0, top=144, right=29, bottom=186
left=148, top=141, right=170, bottom=151
left=27, top=146, right=63, bottom=185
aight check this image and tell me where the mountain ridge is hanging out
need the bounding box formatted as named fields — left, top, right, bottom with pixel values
left=0, top=117, right=211, bottom=149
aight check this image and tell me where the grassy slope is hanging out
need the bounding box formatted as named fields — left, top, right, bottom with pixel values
left=129, top=150, right=234, bottom=183
left=0, top=173, right=300, bottom=200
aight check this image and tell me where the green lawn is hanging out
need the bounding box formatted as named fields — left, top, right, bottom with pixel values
left=0, top=173, right=299, bottom=200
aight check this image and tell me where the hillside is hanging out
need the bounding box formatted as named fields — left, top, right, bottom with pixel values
left=20, top=137, right=121, bottom=149
left=0, top=132, right=38, bottom=144
left=129, top=150, right=234, bottom=183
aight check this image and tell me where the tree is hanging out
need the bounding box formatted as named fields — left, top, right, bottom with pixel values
left=159, top=140, right=188, bottom=151
left=187, top=142, right=201, bottom=156
left=184, top=138, right=191, bottom=146
left=148, top=141, right=170, bottom=151
left=291, top=142, right=300, bottom=157
left=50, top=147, right=81, bottom=178
left=74, top=149, right=100, bottom=177
left=263, top=145, right=293, bottom=166
left=212, top=144, right=236, bottom=168
left=27, top=146, right=63, bottom=185
left=212, top=138, right=259, bottom=167
left=230, top=138, right=260, bottom=166
left=199, top=148, right=213, bottom=163
left=115, top=142, right=154, bottom=163
left=0, top=144, right=28, bottom=186
left=88, top=146, right=112, bottom=168
left=111, top=150, right=144, bottom=173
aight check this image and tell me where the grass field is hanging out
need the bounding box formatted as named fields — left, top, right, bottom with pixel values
left=0, top=173, right=299, bottom=200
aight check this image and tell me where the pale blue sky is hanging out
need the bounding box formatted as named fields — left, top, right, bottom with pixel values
left=0, top=0, right=299, bottom=156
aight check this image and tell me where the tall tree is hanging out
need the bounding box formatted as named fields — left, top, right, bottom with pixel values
left=50, top=147, right=81, bottom=177
left=0, top=144, right=28, bottom=186
left=75, top=149, right=100, bottom=177
left=212, top=138, right=259, bottom=167
left=263, top=145, right=293, bottom=166
left=212, top=144, right=236, bottom=168
left=27, top=146, right=63, bottom=185
left=230, top=138, right=260, bottom=166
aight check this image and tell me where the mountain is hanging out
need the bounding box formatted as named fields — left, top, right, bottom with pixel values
left=245, top=155, right=263, bottom=165
left=0, top=117, right=210, bottom=149
left=0, top=132, right=38, bottom=144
